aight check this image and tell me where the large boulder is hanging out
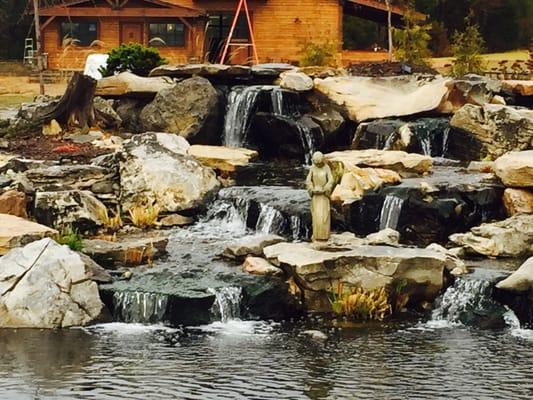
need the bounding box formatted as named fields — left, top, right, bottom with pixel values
left=223, top=234, right=285, bottom=260
left=313, top=75, right=450, bottom=122
left=0, top=213, right=56, bottom=255
left=95, top=71, right=175, bottom=97
left=449, top=214, right=533, bottom=257
left=93, top=96, right=122, bottom=129
left=140, top=77, right=220, bottom=144
left=34, top=190, right=108, bottom=233
left=0, top=238, right=104, bottom=328
left=325, top=149, right=432, bottom=176
left=493, top=151, right=533, bottom=187
left=450, top=105, right=533, bottom=158
left=188, top=145, right=258, bottom=173
left=503, top=188, right=533, bottom=216
left=24, top=164, right=116, bottom=192
left=119, top=132, right=219, bottom=213
left=502, top=80, right=533, bottom=97
left=496, top=257, right=533, bottom=292
left=263, top=241, right=454, bottom=312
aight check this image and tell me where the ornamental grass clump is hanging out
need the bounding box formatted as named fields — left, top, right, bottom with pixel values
left=128, top=205, right=160, bottom=228
left=98, top=207, right=123, bottom=232
left=329, top=282, right=392, bottom=321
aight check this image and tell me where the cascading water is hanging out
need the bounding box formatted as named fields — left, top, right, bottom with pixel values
left=428, top=271, right=525, bottom=329
left=441, top=127, right=450, bottom=157
left=113, top=291, right=169, bottom=324
left=379, top=195, right=404, bottom=230
left=223, top=86, right=264, bottom=147
left=271, top=87, right=285, bottom=115
left=294, top=121, right=316, bottom=165
left=208, top=287, right=243, bottom=322
left=256, top=203, right=286, bottom=234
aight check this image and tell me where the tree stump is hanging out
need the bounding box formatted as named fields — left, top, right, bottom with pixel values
left=40, top=72, right=97, bottom=132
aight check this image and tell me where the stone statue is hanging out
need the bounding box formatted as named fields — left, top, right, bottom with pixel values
left=306, top=151, right=334, bottom=241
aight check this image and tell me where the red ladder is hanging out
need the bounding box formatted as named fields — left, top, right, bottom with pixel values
left=219, top=0, right=259, bottom=65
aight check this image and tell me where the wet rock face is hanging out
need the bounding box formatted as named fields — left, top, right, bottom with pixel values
left=34, top=190, right=108, bottom=234
left=341, top=167, right=505, bottom=246
left=140, top=77, right=221, bottom=144
left=450, top=104, right=533, bottom=158
left=352, top=118, right=453, bottom=158
left=0, top=238, right=104, bottom=328
left=118, top=132, right=219, bottom=214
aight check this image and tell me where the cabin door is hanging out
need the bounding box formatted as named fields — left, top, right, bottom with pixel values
left=121, top=23, right=143, bottom=44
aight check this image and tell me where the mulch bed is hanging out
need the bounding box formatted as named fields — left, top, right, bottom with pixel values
left=6, top=135, right=110, bottom=162
left=347, top=61, right=439, bottom=77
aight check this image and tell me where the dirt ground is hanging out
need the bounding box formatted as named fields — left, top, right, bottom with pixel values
left=0, top=76, right=67, bottom=105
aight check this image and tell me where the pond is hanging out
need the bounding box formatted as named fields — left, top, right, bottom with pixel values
left=0, top=319, right=532, bottom=400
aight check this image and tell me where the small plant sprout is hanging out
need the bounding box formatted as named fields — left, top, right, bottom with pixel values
left=54, top=226, right=84, bottom=251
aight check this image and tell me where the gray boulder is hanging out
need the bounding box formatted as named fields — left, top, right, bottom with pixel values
left=93, top=96, right=122, bottom=129
left=140, top=77, right=220, bottom=144
left=119, top=132, right=219, bottom=213
left=34, top=190, right=108, bottom=233
left=450, top=104, right=533, bottom=158
left=0, top=238, right=104, bottom=328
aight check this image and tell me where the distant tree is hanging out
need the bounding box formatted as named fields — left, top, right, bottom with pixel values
left=429, top=21, right=450, bottom=57
left=393, top=5, right=432, bottom=66
left=451, top=18, right=485, bottom=77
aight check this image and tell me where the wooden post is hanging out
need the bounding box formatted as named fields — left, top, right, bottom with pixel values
left=386, top=0, right=393, bottom=63
left=32, top=0, right=45, bottom=95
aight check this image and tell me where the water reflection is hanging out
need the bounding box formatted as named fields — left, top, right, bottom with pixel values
left=0, top=321, right=531, bottom=399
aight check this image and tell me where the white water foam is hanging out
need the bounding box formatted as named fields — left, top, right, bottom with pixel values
left=82, top=323, right=179, bottom=335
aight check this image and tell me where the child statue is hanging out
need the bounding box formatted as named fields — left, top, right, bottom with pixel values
left=306, top=151, right=334, bottom=241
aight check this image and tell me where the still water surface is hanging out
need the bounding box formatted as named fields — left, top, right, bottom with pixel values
left=1, top=320, right=532, bottom=400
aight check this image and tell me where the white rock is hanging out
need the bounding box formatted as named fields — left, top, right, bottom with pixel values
left=493, top=151, right=533, bottom=188
left=496, top=257, right=533, bottom=292
left=242, top=256, right=281, bottom=276
left=314, top=75, right=450, bottom=122
left=280, top=71, right=314, bottom=92
left=0, top=238, right=104, bottom=328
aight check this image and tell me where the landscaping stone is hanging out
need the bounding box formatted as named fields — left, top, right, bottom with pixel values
left=0, top=213, right=56, bottom=255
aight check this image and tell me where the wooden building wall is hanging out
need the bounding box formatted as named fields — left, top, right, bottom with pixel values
left=179, top=0, right=343, bottom=64
left=43, top=17, right=204, bottom=70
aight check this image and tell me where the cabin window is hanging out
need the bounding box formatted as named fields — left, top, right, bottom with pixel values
left=148, top=23, right=185, bottom=47
left=207, top=12, right=250, bottom=41
left=60, top=21, right=98, bottom=47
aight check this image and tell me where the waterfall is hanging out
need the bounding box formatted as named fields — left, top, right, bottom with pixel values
left=379, top=195, right=404, bottom=230
left=271, top=87, right=284, bottom=115
left=256, top=203, right=286, bottom=234
left=113, top=291, right=168, bottom=324
left=208, top=287, right=242, bottom=322
left=295, top=121, right=316, bottom=165
left=419, top=136, right=432, bottom=156
left=428, top=272, right=518, bottom=328
left=223, top=86, right=263, bottom=147
left=441, top=127, right=450, bottom=157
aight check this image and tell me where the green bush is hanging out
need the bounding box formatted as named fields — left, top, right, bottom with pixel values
left=99, top=43, right=167, bottom=77
left=451, top=20, right=485, bottom=77
left=54, top=227, right=84, bottom=251
left=299, top=41, right=337, bottom=67
left=393, top=7, right=431, bottom=66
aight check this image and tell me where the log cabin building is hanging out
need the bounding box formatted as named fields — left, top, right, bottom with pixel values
left=37, top=0, right=412, bottom=70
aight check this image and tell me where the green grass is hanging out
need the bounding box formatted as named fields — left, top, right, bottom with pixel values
left=0, top=94, right=33, bottom=107
left=431, top=49, right=529, bottom=73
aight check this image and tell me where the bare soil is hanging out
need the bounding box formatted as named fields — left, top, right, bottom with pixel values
left=6, top=135, right=110, bottom=162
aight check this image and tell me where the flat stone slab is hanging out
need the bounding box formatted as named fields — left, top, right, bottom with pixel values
left=0, top=213, right=57, bottom=255
left=82, top=235, right=168, bottom=269
left=188, top=145, right=258, bottom=173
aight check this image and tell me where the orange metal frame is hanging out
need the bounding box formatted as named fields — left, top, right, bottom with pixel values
left=219, top=0, right=259, bottom=65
